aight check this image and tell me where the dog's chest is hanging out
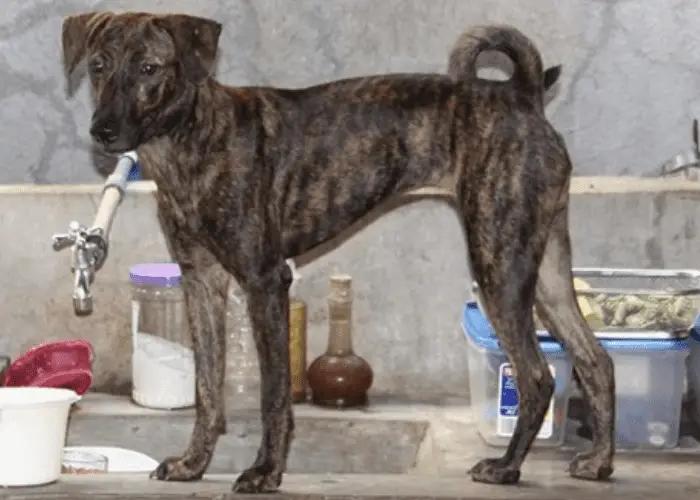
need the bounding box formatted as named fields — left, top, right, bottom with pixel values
left=138, top=146, right=206, bottom=233
left=156, top=189, right=199, bottom=231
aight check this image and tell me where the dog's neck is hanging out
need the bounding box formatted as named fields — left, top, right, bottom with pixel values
left=137, top=77, right=239, bottom=195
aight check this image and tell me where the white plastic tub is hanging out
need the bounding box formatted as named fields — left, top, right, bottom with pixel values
left=0, top=387, right=80, bottom=487
left=462, top=302, right=573, bottom=448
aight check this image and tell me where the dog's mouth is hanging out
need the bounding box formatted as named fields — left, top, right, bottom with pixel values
left=92, top=138, right=137, bottom=156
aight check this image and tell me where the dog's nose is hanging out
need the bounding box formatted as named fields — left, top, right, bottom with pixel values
left=90, top=118, right=119, bottom=145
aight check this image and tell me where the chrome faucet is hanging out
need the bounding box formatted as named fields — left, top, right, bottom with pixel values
left=660, top=119, right=700, bottom=179
left=52, top=222, right=108, bottom=316
left=52, top=151, right=138, bottom=316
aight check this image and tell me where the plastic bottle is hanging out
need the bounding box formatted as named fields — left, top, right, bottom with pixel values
left=225, top=278, right=260, bottom=411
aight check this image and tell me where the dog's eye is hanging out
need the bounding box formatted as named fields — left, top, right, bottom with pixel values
left=88, top=59, right=105, bottom=75
left=140, top=63, right=159, bottom=76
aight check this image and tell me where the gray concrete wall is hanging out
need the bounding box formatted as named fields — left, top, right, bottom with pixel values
left=3, top=179, right=700, bottom=401
left=0, top=0, right=698, bottom=182
left=3, top=1, right=700, bottom=402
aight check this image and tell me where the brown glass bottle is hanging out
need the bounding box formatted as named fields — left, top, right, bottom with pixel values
left=307, top=274, right=373, bottom=408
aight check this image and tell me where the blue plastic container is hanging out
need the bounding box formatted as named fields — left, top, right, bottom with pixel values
left=689, top=325, right=700, bottom=424
left=462, top=301, right=690, bottom=450
left=462, top=302, right=573, bottom=448
left=596, top=334, right=689, bottom=449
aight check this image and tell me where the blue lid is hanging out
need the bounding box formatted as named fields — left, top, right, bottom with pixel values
left=462, top=302, right=564, bottom=354
left=692, top=326, right=700, bottom=343
left=462, top=302, right=690, bottom=353
left=127, top=162, right=142, bottom=181
left=129, top=263, right=181, bottom=287
left=598, top=337, right=690, bottom=351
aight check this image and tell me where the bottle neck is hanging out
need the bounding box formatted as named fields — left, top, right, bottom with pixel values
left=326, top=297, right=353, bottom=356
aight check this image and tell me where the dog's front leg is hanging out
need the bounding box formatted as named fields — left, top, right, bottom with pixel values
left=232, top=260, right=294, bottom=494
left=151, top=212, right=230, bottom=482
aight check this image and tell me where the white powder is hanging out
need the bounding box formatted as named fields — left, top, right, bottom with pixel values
left=132, top=332, right=195, bottom=409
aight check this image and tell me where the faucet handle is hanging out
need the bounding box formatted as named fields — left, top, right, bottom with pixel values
left=52, top=221, right=86, bottom=252
left=52, top=232, right=76, bottom=252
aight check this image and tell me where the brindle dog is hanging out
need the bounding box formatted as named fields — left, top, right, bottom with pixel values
left=61, top=11, right=616, bottom=492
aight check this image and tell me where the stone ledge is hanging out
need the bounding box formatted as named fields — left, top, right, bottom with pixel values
left=66, top=394, right=431, bottom=475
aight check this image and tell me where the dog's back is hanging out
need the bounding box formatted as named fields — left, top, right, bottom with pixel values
left=233, top=61, right=561, bottom=257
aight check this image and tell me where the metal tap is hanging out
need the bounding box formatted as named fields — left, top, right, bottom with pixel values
left=51, top=151, right=138, bottom=316
left=660, top=119, right=700, bottom=179
left=52, top=222, right=108, bottom=316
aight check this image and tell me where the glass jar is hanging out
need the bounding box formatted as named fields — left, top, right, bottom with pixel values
left=129, top=263, right=193, bottom=410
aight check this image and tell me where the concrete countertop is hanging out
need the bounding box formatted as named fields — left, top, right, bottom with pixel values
left=1, top=467, right=698, bottom=500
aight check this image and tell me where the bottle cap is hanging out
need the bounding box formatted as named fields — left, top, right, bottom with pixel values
left=330, top=273, right=352, bottom=292
left=129, top=263, right=181, bottom=287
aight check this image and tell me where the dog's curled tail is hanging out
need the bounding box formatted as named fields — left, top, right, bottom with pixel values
left=447, top=25, right=561, bottom=97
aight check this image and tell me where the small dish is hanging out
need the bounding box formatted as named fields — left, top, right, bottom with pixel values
left=61, top=449, right=108, bottom=474
left=63, top=446, right=159, bottom=473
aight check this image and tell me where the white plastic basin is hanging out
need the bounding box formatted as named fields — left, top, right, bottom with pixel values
left=0, top=387, right=80, bottom=487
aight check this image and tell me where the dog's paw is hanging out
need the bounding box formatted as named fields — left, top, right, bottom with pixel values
left=232, top=465, right=282, bottom=494
left=468, top=458, right=521, bottom=485
left=150, top=456, right=205, bottom=482
left=568, top=451, right=614, bottom=481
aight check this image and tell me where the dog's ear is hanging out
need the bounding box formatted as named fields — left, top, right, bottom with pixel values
left=61, top=12, right=113, bottom=75
left=543, top=65, right=562, bottom=92
left=154, top=14, right=222, bottom=85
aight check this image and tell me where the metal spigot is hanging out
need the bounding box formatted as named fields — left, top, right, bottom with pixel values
left=51, top=151, right=138, bottom=317
left=660, top=119, right=700, bottom=179
left=52, top=221, right=108, bottom=316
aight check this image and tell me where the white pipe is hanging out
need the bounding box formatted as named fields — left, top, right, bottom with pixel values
left=92, top=151, right=138, bottom=237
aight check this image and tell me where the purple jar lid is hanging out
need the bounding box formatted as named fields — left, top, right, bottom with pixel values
left=129, top=263, right=181, bottom=287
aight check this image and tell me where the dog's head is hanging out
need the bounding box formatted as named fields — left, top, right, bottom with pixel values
left=62, top=11, right=222, bottom=153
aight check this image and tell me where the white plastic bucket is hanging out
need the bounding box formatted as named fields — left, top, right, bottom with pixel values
left=0, top=387, right=80, bottom=487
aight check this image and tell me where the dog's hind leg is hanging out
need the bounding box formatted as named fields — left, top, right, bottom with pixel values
left=231, top=258, right=294, bottom=494
left=462, top=191, right=554, bottom=485
left=534, top=209, right=615, bottom=481
left=151, top=213, right=230, bottom=482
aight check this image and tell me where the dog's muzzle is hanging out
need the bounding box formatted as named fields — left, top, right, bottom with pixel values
left=90, top=117, right=120, bottom=146
left=90, top=117, right=134, bottom=154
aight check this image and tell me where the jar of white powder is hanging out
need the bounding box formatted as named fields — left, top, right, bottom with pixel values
left=129, top=263, right=193, bottom=410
